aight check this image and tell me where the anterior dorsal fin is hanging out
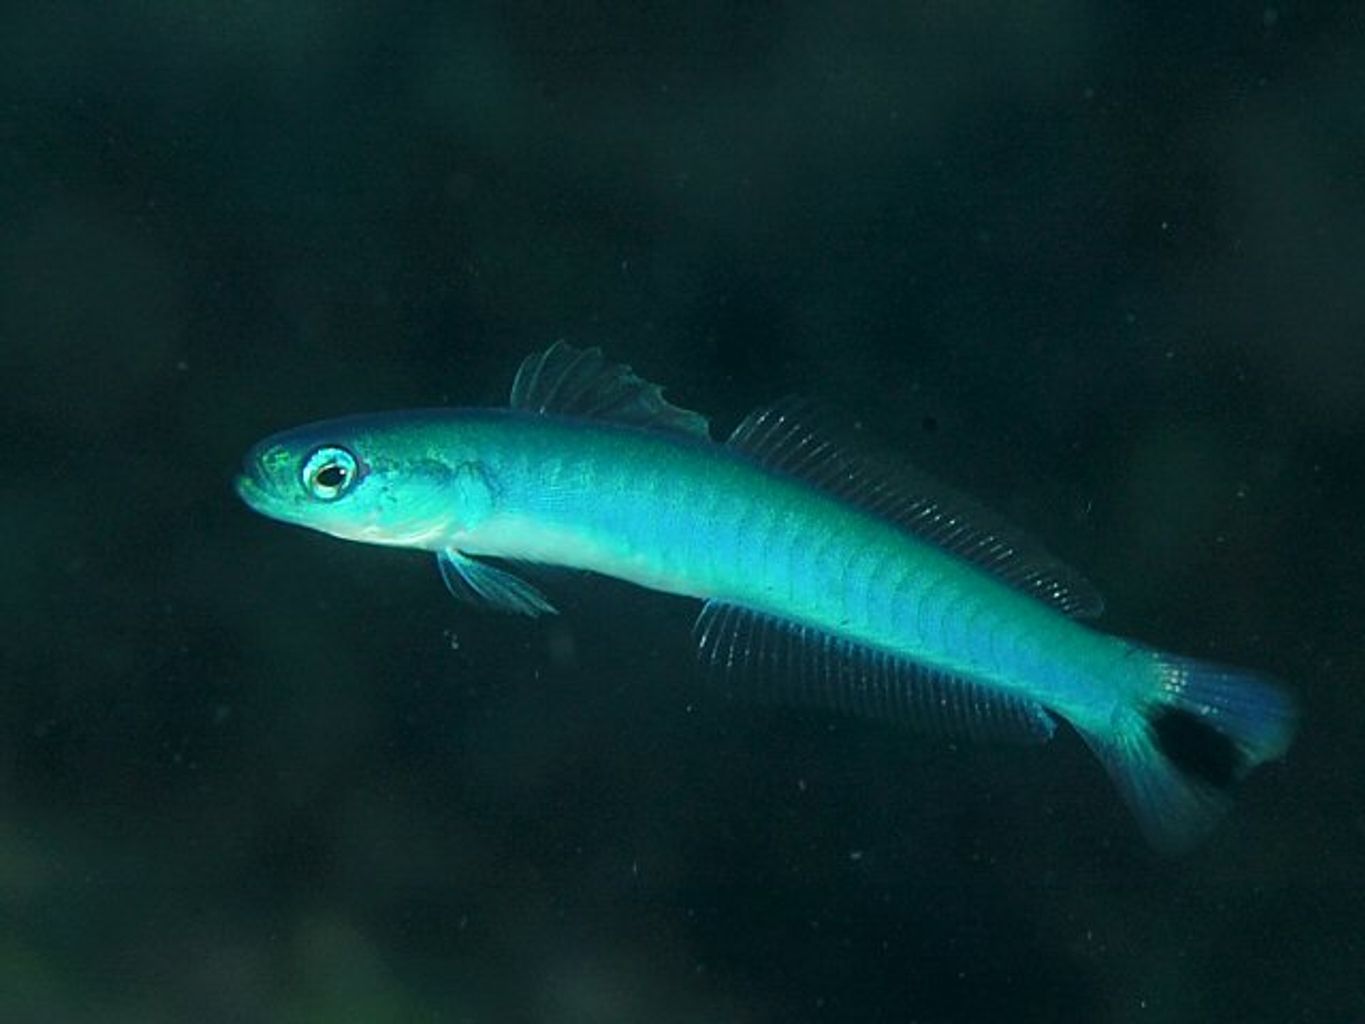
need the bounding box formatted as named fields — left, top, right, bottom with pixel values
left=510, top=342, right=710, bottom=439
left=726, top=398, right=1104, bottom=618
left=694, top=601, right=1056, bottom=743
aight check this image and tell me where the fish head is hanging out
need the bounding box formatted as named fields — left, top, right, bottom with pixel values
left=235, top=413, right=471, bottom=549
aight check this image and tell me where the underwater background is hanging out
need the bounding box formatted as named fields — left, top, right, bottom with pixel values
left=2, top=3, right=1362, bottom=1021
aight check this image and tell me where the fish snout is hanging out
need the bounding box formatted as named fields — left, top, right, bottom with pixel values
left=235, top=441, right=295, bottom=512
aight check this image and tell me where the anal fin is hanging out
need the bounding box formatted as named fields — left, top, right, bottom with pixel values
left=693, top=601, right=1055, bottom=744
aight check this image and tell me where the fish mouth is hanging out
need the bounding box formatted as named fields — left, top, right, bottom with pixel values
left=235, top=470, right=305, bottom=527
left=234, top=470, right=270, bottom=511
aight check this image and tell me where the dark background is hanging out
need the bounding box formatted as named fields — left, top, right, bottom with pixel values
left=3, top=3, right=1362, bottom=1021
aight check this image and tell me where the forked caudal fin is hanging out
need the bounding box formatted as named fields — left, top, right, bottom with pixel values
left=1078, top=650, right=1297, bottom=853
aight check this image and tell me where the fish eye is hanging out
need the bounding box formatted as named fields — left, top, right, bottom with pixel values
left=301, top=445, right=359, bottom=501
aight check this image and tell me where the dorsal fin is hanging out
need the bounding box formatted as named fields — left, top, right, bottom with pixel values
left=510, top=342, right=710, bottom=439
left=727, top=398, right=1104, bottom=618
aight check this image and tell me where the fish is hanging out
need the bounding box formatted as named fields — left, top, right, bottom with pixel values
left=236, top=342, right=1297, bottom=851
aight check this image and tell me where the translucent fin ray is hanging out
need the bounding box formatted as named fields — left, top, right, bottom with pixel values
left=693, top=601, right=1056, bottom=744
left=437, top=549, right=557, bottom=617
left=726, top=398, right=1104, bottom=618
left=510, top=342, right=710, bottom=439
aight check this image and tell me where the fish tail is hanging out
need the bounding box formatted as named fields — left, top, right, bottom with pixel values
left=1076, top=649, right=1297, bottom=853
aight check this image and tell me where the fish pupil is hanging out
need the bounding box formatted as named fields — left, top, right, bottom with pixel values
left=316, top=464, right=347, bottom=488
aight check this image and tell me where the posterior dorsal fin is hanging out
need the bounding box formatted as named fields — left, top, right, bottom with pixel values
left=727, top=398, right=1104, bottom=618
left=510, top=342, right=710, bottom=439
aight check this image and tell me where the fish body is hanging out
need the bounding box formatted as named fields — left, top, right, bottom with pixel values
left=238, top=345, right=1296, bottom=850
